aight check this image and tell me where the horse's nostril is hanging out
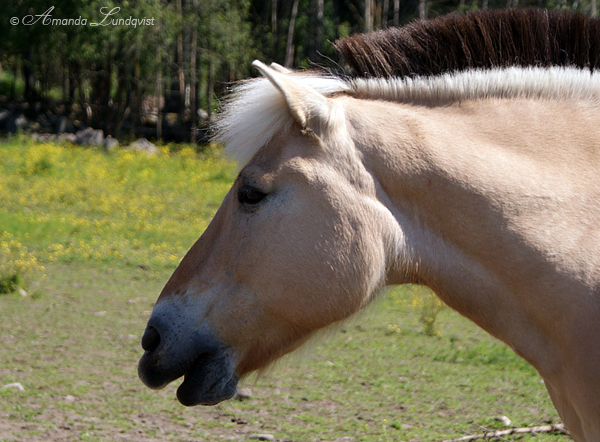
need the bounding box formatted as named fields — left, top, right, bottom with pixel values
left=141, top=326, right=161, bottom=352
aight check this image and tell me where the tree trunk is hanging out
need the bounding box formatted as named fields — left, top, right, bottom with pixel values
left=156, top=47, right=163, bottom=141
left=284, top=0, right=299, bottom=68
left=114, top=62, right=128, bottom=138
left=177, top=0, right=185, bottom=113
left=315, top=0, right=324, bottom=58
left=62, top=61, right=68, bottom=103
left=591, top=0, right=597, bottom=17
left=11, top=60, right=17, bottom=100
left=93, top=47, right=112, bottom=129
left=382, top=0, right=389, bottom=28
left=394, top=0, right=399, bottom=26
left=68, top=60, right=80, bottom=107
left=419, top=0, right=426, bottom=20
left=22, top=49, right=36, bottom=101
left=365, top=0, right=373, bottom=31
left=207, top=56, right=215, bottom=118
left=272, top=0, right=278, bottom=60
left=126, top=60, right=141, bottom=136
left=190, top=0, right=198, bottom=143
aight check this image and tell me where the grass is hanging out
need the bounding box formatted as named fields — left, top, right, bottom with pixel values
left=0, top=137, right=564, bottom=441
left=0, top=136, right=233, bottom=271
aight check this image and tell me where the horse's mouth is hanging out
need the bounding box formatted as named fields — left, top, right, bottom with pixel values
left=138, top=302, right=240, bottom=406
left=175, top=351, right=239, bottom=406
left=138, top=339, right=239, bottom=406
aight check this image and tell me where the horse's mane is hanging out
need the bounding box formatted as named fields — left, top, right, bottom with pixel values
left=334, top=9, right=600, bottom=78
left=216, top=9, right=600, bottom=167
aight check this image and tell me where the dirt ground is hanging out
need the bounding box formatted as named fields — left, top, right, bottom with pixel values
left=0, top=383, right=360, bottom=442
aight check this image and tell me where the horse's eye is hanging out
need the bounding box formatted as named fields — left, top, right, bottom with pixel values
left=238, top=185, right=267, bottom=206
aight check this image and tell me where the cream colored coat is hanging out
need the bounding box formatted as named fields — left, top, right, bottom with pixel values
left=139, top=63, right=600, bottom=441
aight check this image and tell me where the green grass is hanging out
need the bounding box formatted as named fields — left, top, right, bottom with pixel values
left=0, top=137, right=564, bottom=441
left=0, top=136, right=234, bottom=270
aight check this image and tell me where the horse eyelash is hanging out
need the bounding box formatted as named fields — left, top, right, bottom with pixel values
left=238, top=185, right=267, bottom=206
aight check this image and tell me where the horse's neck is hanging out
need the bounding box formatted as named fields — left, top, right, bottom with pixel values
left=350, top=96, right=600, bottom=365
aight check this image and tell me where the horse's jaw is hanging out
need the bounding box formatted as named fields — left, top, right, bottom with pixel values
left=137, top=298, right=239, bottom=406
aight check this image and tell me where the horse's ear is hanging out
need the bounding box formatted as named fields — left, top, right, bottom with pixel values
left=269, top=62, right=291, bottom=74
left=252, top=60, right=330, bottom=132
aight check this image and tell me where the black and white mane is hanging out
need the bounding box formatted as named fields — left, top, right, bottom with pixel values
left=334, top=9, right=600, bottom=78
left=216, top=9, right=600, bottom=167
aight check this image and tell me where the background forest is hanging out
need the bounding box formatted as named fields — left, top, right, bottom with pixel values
left=0, top=0, right=598, bottom=143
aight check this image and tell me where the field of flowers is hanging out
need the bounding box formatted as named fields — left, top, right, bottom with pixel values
left=0, top=136, right=235, bottom=291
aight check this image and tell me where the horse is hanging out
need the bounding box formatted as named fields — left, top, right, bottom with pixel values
left=138, top=9, right=600, bottom=441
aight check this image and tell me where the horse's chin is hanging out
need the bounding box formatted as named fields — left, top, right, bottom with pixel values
left=175, top=352, right=239, bottom=406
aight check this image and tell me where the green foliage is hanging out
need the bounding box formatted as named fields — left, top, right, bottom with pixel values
left=419, top=289, right=443, bottom=336
left=434, top=338, right=534, bottom=372
left=391, top=285, right=445, bottom=336
left=0, top=0, right=597, bottom=141
left=0, top=231, right=45, bottom=294
left=0, top=271, right=22, bottom=294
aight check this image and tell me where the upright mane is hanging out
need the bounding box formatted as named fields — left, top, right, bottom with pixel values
left=216, top=9, right=600, bottom=167
left=334, top=9, right=600, bottom=78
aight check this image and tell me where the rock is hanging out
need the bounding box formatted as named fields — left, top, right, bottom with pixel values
left=18, top=288, right=27, bottom=297
left=56, top=115, right=75, bottom=134
left=249, top=434, right=274, bottom=441
left=29, top=121, right=42, bottom=132
left=0, top=109, right=11, bottom=128
left=103, top=136, right=119, bottom=152
left=64, top=395, right=76, bottom=402
left=36, top=114, right=51, bottom=129
left=6, top=114, right=29, bottom=133
left=1, top=382, right=25, bottom=392
left=495, top=415, right=512, bottom=426
left=197, top=108, right=209, bottom=121
left=127, top=297, right=148, bottom=305
left=165, top=113, right=179, bottom=127
left=32, top=133, right=58, bottom=143
left=58, top=133, right=77, bottom=144
left=128, top=138, right=159, bottom=156
left=234, top=387, right=252, bottom=400
left=75, top=127, right=104, bottom=147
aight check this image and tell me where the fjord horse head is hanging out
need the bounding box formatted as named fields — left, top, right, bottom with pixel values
left=139, top=10, right=600, bottom=441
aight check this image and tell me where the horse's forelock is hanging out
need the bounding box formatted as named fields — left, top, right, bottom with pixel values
left=213, top=73, right=348, bottom=168
left=213, top=77, right=294, bottom=168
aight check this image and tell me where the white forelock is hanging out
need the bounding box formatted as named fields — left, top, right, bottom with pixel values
left=214, top=66, right=600, bottom=168
left=213, top=74, right=348, bottom=168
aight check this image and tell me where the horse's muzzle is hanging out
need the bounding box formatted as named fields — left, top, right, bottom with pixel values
left=137, top=304, right=238, bottom=406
